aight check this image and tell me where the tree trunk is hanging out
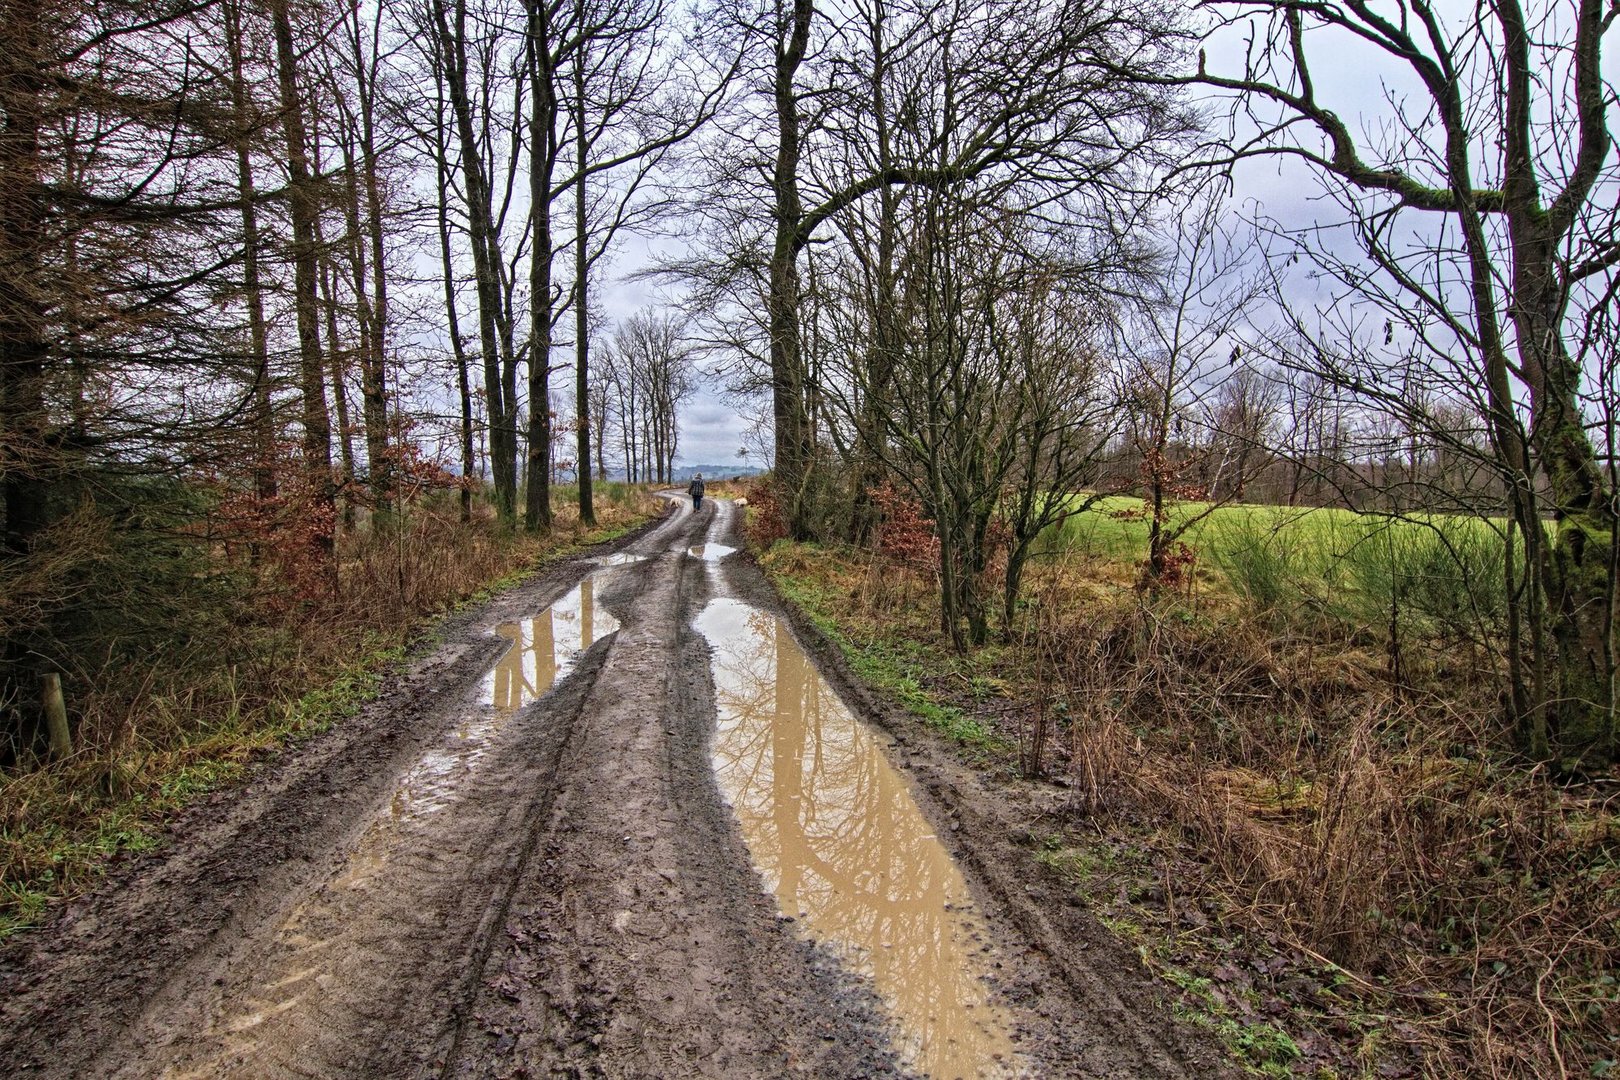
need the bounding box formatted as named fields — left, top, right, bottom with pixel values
left=431, top=63, right=476, bottom=523
left=223, top=0, right=276, bottom=504
left=593, top=386, right=607, bottom=482
left=334, top=135, right=377, bottom=527
left=352, top=10, right=393, bottom=520
left=1003, top=546, right=1028, bottom=634
left=307, top=112, right=357, bottom=534
left=317, top=244, right=358, bottom=532
left=434, top=0, right=516, bottom=523
left=269, top=0, right=336, bottom=579
left=768, top=0, right=815, bottom=539
left=0, top=0, right=51, bottom=734
left=524, top=0, right=557, bottom=534
left=849, top=20, right=898, bottom=545
left=1518, top=271, right=1615, bottom=757
left=572, top=49, right=594, bottom=527
left=1, top=0, right=49, bottom=566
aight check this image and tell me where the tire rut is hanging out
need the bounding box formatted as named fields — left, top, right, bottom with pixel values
left=0, top=498, right=1229, bottom=1079
left=0, top=517, right=666, bottom=1079
left=111, top=608, right=615, bottom=1079
left=443, top=507, right=904, bottom=1078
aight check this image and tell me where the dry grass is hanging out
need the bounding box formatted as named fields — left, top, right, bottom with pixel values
left=765, top=540, right=1620, bottom=1079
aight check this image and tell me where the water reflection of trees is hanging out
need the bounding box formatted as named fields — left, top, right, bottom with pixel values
left=486, top=579, right=608, bottom=713
left=704, top=600, right=1012, bottom=1078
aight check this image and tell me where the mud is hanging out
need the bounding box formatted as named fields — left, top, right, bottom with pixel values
left=0, top=494, right=1231, bottom=1079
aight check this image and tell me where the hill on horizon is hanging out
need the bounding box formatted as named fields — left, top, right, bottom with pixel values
left=668, top=463, right=765, bottom=482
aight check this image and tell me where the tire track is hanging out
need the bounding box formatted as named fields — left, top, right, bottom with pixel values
left=0, top=495, right=1229, bottom=1079
left=445, top=499, right=906, bottom=1078
left=132, top=503, right=706, bottom=1078
left=0, top=511, right=679, bottom=1080
left=117, top=611, right=614, bottom=1078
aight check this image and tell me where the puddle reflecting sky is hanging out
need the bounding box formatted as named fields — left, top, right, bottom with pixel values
left=687, top=543, right=737, bottom=561
left=696, top=598, right=1018, bottom=1079
left=484, top=576, right=617, bottom=713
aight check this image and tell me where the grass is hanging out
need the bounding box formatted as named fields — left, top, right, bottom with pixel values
left=1041, top=494, right=1504, bottom=564
left=1165, top=966, right=1304, bottom=1079
left=0, top=484, right=661, bottom=940
left=755, top=497, right=1619, bottom=1078
left=764, top=543, right=1009, bottom=760
left=0, top=640, right=399, bottom=938
left=1039, top=496, right=1517, bottom=657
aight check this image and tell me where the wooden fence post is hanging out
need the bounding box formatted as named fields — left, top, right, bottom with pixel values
left=41, top=672, right=71, bottom=759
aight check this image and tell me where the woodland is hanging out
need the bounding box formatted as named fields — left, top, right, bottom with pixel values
left=1, top=0, right=1617, bottom=1070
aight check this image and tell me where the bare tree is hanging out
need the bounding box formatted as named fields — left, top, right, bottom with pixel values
left=523, top=0, right=562, bottom=533
left=1166, top=0, right=1620, bottom=757
left=606, top=310, right=694, bottom=483
left=824, top=185, right=1123, bottom=647
left=223, top=0, right=278, bottom=505
left=427, top=0, right=526, bottom=524
left=1117, top=191, right=1264, bottom=589
left=423, top=29, right=480, bottom=521
left=562, top=0, right=729, bottom=524
left=324, top=0, right=399, bottom=519
left=270, top=0, right=338, bottom=574
left=1202, top=365, right=1279, bottom=502
left=688, top=0, right=1190, bottom=540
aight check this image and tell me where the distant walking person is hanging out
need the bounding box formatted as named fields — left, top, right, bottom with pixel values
left=688, top=474, right=705, bottom=511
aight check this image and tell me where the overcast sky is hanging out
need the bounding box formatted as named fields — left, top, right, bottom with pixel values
left=588, top=27, right=1375, bottom=471
left=590, top=1, right=1620, bottom=470
left=593, top=231, right=763, bottom=469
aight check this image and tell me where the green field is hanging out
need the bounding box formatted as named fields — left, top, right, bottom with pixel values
left=1041, top=496, right=1514, bottom=639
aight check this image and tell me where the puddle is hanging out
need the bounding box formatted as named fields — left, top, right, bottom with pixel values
left=483, top=576, right=617, bottom=713
left=695, top=598, right=1019, bottom=1079
left=595, top=551, right=648, bottom=567
left=311, top=578, right=619, bottom=831
left=156, top=579, right=621, bottom=1077
left=687, top=542, right=736, bottom=561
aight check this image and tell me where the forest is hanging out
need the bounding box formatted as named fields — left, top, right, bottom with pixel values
left=1, top=0, right=1617, bottom=1071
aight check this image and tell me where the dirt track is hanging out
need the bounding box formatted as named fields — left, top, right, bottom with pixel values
left=0, top=497, right=1230, bottom=1079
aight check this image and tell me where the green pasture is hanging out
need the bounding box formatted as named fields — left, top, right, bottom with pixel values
left=1042, top=495, right=1517, bottom=641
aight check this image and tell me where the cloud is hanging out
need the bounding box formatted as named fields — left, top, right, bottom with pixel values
left=676, top=381, right=762, bottom=465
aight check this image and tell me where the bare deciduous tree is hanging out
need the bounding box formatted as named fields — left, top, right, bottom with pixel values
left=1165, top=0, right=1619, bottom=758
left=1118, top=192, right=1265, bottom=589
left=604, top=309, right=694, bottom=483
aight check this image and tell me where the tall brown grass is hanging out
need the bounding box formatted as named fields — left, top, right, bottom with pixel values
left=1029, top=564, right=1617, bottom=1078
left=777, top=541, right=1619, bottom=1078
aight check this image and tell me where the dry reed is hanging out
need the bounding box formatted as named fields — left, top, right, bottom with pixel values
left=774, top=541, right=1619, bottom=1077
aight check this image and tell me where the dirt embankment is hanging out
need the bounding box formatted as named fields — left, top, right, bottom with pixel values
left=0, top=497, right=1228, bottom=1079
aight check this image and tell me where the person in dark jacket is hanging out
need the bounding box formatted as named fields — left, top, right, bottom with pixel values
left=688, top=474, right=705, bottom=510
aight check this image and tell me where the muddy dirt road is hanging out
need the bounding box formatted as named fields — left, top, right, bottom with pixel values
left=0, top=498, right=1226, bottom=1078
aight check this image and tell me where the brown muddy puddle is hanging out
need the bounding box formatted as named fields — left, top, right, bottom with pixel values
left=157, top=579, right=618, bottom=1077
left=484, top=575, right=617, bottom=713
left=695, top=597, right=1021, bottom=1079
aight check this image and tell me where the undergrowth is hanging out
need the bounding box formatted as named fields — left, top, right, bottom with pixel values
left=758, top=534, right=1620, bottom=1079
left=0, top=485, right=659, bottom=939
left=768, top=544, right=1007, bottom=760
